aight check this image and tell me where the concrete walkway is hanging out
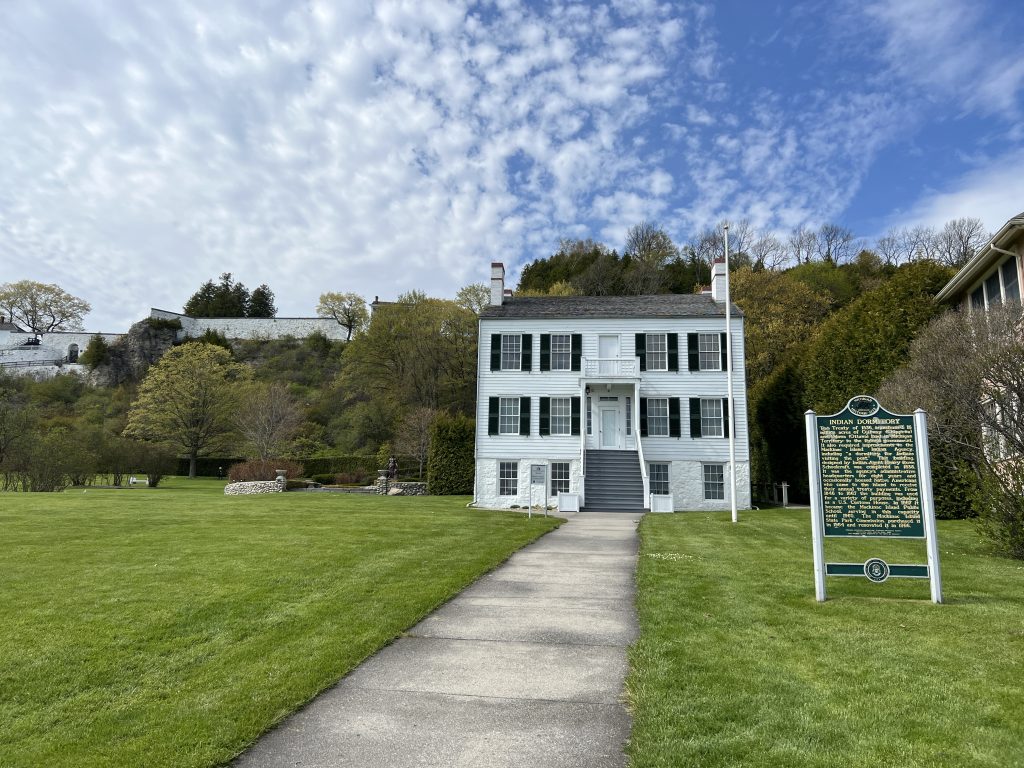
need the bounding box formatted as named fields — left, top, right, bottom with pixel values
left=235, top=512, right=642, bottom=768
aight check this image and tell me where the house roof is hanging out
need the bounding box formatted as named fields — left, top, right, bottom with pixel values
left=479, top=293, right=743, bottom=319
left=935, top=211, right=1024, bottom=304
left=0, top=320, right=24, bottom=332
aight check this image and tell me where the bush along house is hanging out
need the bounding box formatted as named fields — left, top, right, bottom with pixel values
left=473, top=262, right=751, bottom=512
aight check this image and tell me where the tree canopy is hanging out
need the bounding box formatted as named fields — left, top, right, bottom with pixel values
left=0, top=280, right=91, bottom=333
left=183, top=273, right=276, bottom=318
left=317, top=292, right=368, bottom=340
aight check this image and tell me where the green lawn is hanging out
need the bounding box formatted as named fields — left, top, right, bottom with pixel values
left=628, top=510, right=1024, bottom=768
left=0, top=479, right=560, bottom=767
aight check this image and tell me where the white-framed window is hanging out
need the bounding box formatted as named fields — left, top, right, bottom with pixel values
left=501, top=334, right=521, bottom=370
left=550, top=334, right=571, bottom=370
left=649, top=463, right=669, bottom=495
left=586, top=396, right=592, bottom=435
left=499, top=397, right=520, bottom=434
left=648, top=398, right=669, bottom=436
left=985, top=272, right=1002, bottom=308
left=1001, top=259, right=1020, bottom=303
left=499, top=461, right=518, bottom=496
left=701, top=398, right=724, bottom=437
left=698, top=333, right=721, bottom=371
left=973, top=255, right=1021, bottom=310
left=550, top=397, right=571, bottom=435
left=551, top=462, right=570, bottom=495
left=647, top=333, right=668, bottom=371
left=703, top=463, right=725, bottom=500
left=626, top=396, right=632, bottom=435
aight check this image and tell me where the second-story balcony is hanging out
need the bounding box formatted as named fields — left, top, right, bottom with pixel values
left=582, top=356, right=638, bottom=379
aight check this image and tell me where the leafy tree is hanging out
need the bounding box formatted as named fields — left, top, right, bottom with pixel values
left=234, top=382, right=303, bottom=460
left=78, top=334, right=112, bottom=369
left=518, top=239, right=611, bottom=293
left=247, top=284, right=277, bottom=317
left=317, top=291, right=368, bottom=340
left=0, top=280, right=91, bottom=333
left=124, top=343, right=249, bottom=478
left=801, top=261, right=954, bottom=413
left=455, top=283, right=490, bottom=314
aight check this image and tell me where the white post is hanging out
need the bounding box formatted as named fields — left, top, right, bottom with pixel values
left=914, top=409, right=943, bottom=604
left=805, top=410, right=827, bottom=602
left=724, top=223, right=738, bottom=523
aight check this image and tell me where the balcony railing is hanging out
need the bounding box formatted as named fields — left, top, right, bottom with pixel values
left=583, top=357, right=638, bottom=377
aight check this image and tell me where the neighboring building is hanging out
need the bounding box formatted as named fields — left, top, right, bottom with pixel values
left=474, top=262, right=751, bottom=512
left=935, top=212, right=1023, bottom=310
left=935, top=212, right=1024, bottom=462
left=0, top=315, right=123, bottom=377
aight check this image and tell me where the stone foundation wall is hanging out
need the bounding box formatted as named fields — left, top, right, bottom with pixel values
left=224, top=480, right=284, bottom=495
left=374, top=476, right=428, bottom=495
left=149, top=308, right=349, bottom=341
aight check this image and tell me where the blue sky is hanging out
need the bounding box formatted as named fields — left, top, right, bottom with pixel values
left=2, top=0, right=1022, bottom=331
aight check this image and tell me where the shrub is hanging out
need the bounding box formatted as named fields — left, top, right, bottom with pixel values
left=146, top=317, right=183, bottom=332
left=427, top=414, right=474, bottom=495
left=976, top=464, right=1024, bottom=559
left=183, top=328, right=233, bottom=351
left=228, top=459, right=303, bottom=483
left=79, top=335, right=112, bottom=369
left=310, top=473, right=336, bottom=485
left=302, top=455, right=377, bottom=477
left=135, top=443, right=177, bottom=488
left=335, top=470, right=373, bottom=485
left=174, top=457, right=244, bottom=477
left=285, top=479, right=308, bottom=490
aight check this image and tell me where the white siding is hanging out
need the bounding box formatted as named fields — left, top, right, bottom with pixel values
left=475, top=314, right=751, bottom=510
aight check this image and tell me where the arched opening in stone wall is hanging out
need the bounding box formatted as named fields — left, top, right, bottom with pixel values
left=67, top=344, right=79, bottom=363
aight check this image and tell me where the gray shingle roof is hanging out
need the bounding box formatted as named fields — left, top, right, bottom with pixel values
left=479, top=293, right=743, bottom=319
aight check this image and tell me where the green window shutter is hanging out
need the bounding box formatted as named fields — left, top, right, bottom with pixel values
left=521, top=334, right=532, bottom=371
left=571, top=334, right=582, bottom=371
left=539, top=397, right=550, bottom=436
left=723, top=398, right=730, bottom=438
left=639, top=397, right=648, bottom=437
left=490, top=334, right=502, bottom=371
left=635, top=333, right=646, bottom=371
left=669, top=398, right=681, bottom=437
left=488, top=397, right=499, bottom=435
left=689, top=398, right=702, bottom=438
left=520, top=396, right=531, bottom=435
left=687, top=333, right=699, bottom=371
left=720, top=332, right=728, bottom=371
left=539, top=334, right=550, bottom=371
left=571, top=396, right=581, bottom=435
left=667, top=333, right=679, bottom=372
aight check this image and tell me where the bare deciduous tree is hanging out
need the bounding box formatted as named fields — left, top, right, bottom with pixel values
left=933, top=217, right=989, bottom=268
left=815, top=223, right=855, bottom=265
left=395, top=406, right=439, bottom=479
left=749, top=231, right=785, bottom=271
left=234, top=383, right=304, bottom=460
left=787, top=226, right=816, bottom=265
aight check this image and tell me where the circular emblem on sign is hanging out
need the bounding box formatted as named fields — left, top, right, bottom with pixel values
left=848, top=396, right=880, bottom=417
left=863, top=558, right=890, bottom=583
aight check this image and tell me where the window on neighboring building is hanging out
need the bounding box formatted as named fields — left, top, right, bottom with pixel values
left=626, top=396, right=632, bottom=435
left=985, top=271, right=1002, bottom=308
left=698, top=333, right=721, bottom=371
left=499, top=397, right=520, bottom=434
left=701, top=398, right=724, bottom=437
left=647, top=333, right=668, bottom=371
left=703, top=463, right=725, bottom=500
left=586, top=396, right=592, bottom=435
left=499, top=461, right=518, bottom=495
left=550, top=334, right=571, bottom=370
left=501, top=334, right=522, bottom=370
left=647, top=398, right=669, bottom=436
left=971, top=286, right=985, bottom=310
left=550, top=397, right=571, bottom=435
left=551, top=462, right=570, bottom=495
left=649, top=463, right=669, bottom=495
left=1001, top=258, right=1020, bottom=303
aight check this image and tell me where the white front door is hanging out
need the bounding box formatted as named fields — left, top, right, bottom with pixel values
left=600, top=407, right=620, bottom=449
left=598, top=335, right=619, bottom=375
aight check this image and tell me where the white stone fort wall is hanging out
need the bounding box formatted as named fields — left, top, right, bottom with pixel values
left=149, top=309, right=348, bottom=341
left=0, top=330, right=123, bottom=366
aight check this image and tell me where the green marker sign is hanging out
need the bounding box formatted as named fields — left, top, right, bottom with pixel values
left=816, top=397, right=924, bottom=538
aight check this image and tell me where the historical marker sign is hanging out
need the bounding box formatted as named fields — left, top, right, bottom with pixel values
left=816, top=399, right=923, bottom=538
left=805, top=396, right=943, bottom=604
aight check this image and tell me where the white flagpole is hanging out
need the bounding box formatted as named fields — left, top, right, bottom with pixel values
left=724, top=223, right=738, bottom=523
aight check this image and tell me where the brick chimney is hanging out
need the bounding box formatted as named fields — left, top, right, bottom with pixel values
left=711, top=256, right=728, bottom=302
left=490, top=262, right=505, bottom=306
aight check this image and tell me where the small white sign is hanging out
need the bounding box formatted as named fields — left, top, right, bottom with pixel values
left=530, top=464, right=546, bottom=485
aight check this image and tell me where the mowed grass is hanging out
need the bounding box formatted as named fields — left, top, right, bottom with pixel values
left=0, top=479, right=560, bottom=767
left=628, top=509, right=1024, bottom=768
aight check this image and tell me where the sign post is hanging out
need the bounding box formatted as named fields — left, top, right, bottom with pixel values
left=806, top=396, right=942, bottom=604
left=529, top=464, right=547, bottom=519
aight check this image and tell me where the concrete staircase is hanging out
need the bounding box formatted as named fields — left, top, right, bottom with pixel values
left=582, top=450, right=646, bottom=512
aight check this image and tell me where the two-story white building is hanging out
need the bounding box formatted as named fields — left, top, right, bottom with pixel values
left=473, top=262, right=751, bottom=512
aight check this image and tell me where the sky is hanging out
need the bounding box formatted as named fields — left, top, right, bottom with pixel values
left=2, top=0, right=1023, bottom=332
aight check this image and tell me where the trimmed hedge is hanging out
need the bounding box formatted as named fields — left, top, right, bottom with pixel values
left=173, top=454, right=380, bottom=478
left=175, top=457, right=245, bottom=477
left=427, top=414, right=474, bottom=495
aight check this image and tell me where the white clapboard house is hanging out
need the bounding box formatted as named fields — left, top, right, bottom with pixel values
left=473, top=262, right=751, bottom=512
